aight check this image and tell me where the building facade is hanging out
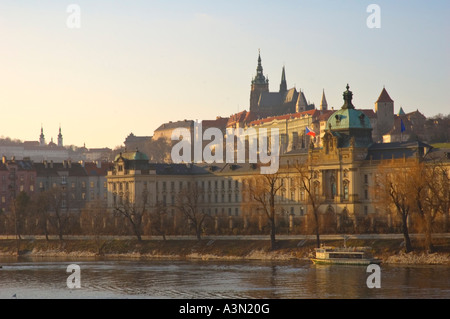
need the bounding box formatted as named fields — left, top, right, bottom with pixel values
left=106, top=85, right=450, bottom=233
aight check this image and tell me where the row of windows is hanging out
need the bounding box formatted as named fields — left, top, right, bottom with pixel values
left=38, top=180, right=107, bottom=189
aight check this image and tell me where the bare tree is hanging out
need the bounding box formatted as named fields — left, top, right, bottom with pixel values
left=412, top=159, right=450, bottom=252
left=32, top=191, right=51, bottom=240
left=243, top=174, right=284, bottom=250
left=175, top=182, right=208, bottom=241
left=113, top=190, right=148, bottom=242
left=46, top=187, right=70, bottom=241
left=12, top=191, right=31, bottom=240
left=376, top=161, right=414, bottom=252
left=149, top=202, right=168, bottom=240
left=294, top=161, right=322, bottom=248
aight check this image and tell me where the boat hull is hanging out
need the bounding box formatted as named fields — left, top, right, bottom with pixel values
left=311, top=258, right=382, bottom=266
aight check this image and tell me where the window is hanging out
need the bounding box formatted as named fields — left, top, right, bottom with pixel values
left=1, top=196, right=5, bottom=203
left=30, top=185, right=34, bottom=192
left=364, top=189, right=369, bottom=200
left=300, top=207, right=304, bottom=216
left=343, top=181, right=349, bottom=200
left=235, top=208, right=239, bottom=216
left=81, top=182, right=86, bottom=188
left=61, top=176, right=67, bottom=184
left=364, top=174, right=369, bottom=184
left=291, top=191, right=295, bottom=201
left=90, top=181, right=95, bottom=188
left=71, top=182, right=76, bottom=189
left=364, top=206, right=369, bottom=215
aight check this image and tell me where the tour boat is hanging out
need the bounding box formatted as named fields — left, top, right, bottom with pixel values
left=310, top=245, right=382, bottom=266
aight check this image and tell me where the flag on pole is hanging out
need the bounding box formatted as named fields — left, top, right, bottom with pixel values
left=306, top=127, right=316, bottom=137
left=400, top=119, right=406, bottom=133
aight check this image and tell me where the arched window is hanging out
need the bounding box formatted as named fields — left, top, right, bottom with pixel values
left=313, top=181, right=320, bottom=201
left=330, top=175, right=336, bottom=199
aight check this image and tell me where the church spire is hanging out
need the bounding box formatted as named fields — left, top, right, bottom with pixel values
left=320, top=89, right=328, bottom=111
left=39, top=124, right=46, bottom=146
left=252, top=49, right=268, bottom=85
left=279, top=66, right=287, bottom=92
left=57, top=124, right=63, bottom=147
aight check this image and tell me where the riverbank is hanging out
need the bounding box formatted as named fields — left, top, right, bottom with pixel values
left=1, top=237, right=449, bottom=265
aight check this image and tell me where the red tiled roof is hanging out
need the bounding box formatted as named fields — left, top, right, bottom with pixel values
left=376, top=88, right=394, bottom=103
left=84, top=162, right=114, bottom=176
left=202, top=117, right=229, bottom=129
left=360, top=109, right=377, bottom=118
left=248, top=109, right=318, bottom=126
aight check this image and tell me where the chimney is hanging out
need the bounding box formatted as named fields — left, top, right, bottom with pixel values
left=2, top=156, right=6, bottom=164
left=68, top=160, right=72, bottom=168
left=43, top=160, right=48, bottom=168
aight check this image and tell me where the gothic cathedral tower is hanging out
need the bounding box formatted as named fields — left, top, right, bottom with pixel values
left=250, top=51, right=269, bottom=112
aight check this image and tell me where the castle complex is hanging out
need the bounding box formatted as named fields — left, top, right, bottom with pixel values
left=106, top=53, right=450, bottom=233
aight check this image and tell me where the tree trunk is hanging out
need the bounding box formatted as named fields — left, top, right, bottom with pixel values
left=57, top=215, right=63, bottom=241
left=132, top=223, right=142, bottom=242
left=424, top=212, right=434, bottom=253
left=269, top=218, right=276, bottom=251
left=314, top=211, right=320, bottom=248
left=401, top=213, right=412, bottom=253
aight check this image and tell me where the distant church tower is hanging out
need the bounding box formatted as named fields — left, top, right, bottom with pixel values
left=39, top=125, right=46, bottom=146
left=57, top=125, right=63, bottom=147
left=279, top=66, right=287, bottom=93
left=375, top=87, right=394, bottom=136
left=320, top=89, right=328, bottom=111
left=250, top=50, right=269, bottom=112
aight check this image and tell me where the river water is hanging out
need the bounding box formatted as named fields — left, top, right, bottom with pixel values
left=0, top=257, right=448, bottom=299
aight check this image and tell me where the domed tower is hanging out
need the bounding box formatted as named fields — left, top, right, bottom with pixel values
left=324, top=84, right=373, bottom=148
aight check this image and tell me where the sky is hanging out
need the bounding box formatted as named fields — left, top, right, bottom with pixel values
left=0, top=0, right=449, bottom=149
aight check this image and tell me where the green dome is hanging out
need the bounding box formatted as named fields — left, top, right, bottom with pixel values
left=327, top=84, right=371, bottom=131
left=327, top=108, right=372, bottom=131
left=324, top=84, right=373, bottom=148
left=115, top=150, right=149, bottom=162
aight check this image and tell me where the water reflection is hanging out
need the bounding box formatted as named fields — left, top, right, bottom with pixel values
left=0, top=257, right=448, bottom=299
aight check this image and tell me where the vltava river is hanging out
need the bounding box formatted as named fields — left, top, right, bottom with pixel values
left=0, top=257, right=448, bottom=299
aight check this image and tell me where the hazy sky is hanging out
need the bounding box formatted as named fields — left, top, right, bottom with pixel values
left=1, top=0, right=448, bottom=149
